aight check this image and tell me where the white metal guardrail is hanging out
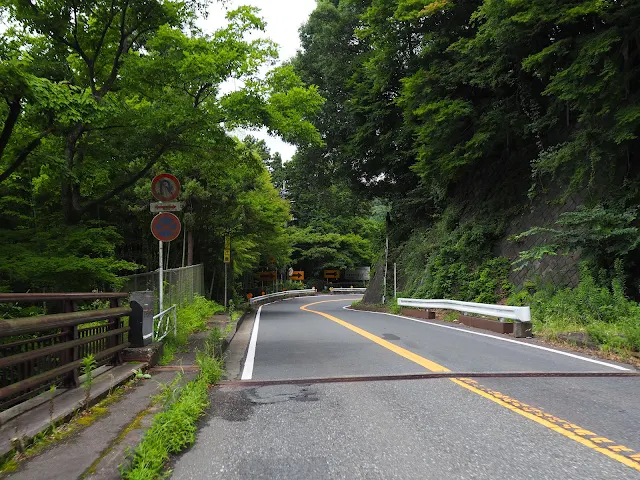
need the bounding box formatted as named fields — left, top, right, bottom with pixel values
left=249, top=289, right=317, bottom=305
left=153, top=304, right=177, bottom=342
left=330, top=288, right=367, bottom=294
left=397, top=298, right=531, bottom=323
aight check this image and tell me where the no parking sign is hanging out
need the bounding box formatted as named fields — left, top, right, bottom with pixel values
left=151, top=212, right=181, bottom=242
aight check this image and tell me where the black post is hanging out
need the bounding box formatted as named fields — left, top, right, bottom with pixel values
left=129, top=291, right=155, bottom=347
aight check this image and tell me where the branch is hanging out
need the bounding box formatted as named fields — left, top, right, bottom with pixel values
left=92, top=0, right=118, bottom=67
left=69, top=0, right=94, bottom=90
left=79, top=144, right=167, bottom=214
left=97, top=0, right=129, bottom=98
left=0, top=98, right=21, bottom=160
left=194, top=83, right=213, bottom=108
left=0, top=128, right=52, bottom=183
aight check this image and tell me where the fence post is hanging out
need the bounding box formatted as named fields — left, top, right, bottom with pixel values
left=62, top=299, right=80, bottom=388
left=108, top=296, right=123, bottom=365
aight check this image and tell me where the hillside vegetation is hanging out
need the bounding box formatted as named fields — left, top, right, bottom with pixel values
left=292, top=0, right=640, bottom=355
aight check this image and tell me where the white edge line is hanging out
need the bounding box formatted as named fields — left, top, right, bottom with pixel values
left=241, top=305, right=263, bottom=380
left=342, top=305, right=631, bottom=371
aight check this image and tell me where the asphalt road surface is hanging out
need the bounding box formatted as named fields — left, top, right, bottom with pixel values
left=171, top=296, right=640, bottom=479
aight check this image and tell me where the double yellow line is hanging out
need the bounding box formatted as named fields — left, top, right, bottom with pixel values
left=301, top=299, right=640, bottom=472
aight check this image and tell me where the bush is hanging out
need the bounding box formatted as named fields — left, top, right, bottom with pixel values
left=160, top=296, right=224, bottom=364
left=509, top=265, right=640, bottom=353
left=398, top=209, right=512, bottom=303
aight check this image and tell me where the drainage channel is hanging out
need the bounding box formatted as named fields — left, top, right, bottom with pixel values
left=218, top=371, right=640, bottom=388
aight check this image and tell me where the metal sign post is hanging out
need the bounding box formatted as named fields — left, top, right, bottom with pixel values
left=159, top=240, right=164, bottom=313
left=151, top=174, right=181, bottom=315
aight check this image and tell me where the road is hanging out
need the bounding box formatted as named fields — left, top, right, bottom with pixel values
left=171, top=296, right=640, bottom=479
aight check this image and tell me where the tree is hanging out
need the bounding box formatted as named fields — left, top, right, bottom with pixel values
left=0, top=3, right=323, bottom=292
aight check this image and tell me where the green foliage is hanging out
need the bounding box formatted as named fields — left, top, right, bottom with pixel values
left=399, top=210, right=512, bottom=303
left=0, top=225, right=138, bottom=292
left=277, top=146, right=382, bottom=277
left=509, top=265, right=640, bottom=353
left=122, top=354, right=224, bottom=479
left=513, top=205, right=640, bottom=276
left=295, top=0, right=640, bottom=303
left=159, top=296, right=223, bottom=365
left=1, top=1, right=323, bottom=297
left=81, top=354, right=97, bottom=410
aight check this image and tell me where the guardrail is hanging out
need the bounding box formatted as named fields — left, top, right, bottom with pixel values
left=153, top=305, right=177, bottom=342
left=0, top=292, right=130, bottom=411
left=397, top=298, right=531, bottom=323
left=249, top=289, right=317, bottom=306
left=330, top=288, right=367, bottom=294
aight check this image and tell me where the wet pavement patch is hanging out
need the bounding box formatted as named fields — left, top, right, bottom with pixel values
left=382, top=333, right=400, bottom=341
left=245, top=385, right=320, bottom=404
left=210, top=389, right=254, bottom=422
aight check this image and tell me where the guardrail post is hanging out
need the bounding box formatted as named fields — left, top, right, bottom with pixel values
left=62, top=299, right=80, bottom=388
left=108, top=296, right=123, bottom=365
left=129, top=291, right=154, bottom=347
left=514, top=321, right=533, bottom=338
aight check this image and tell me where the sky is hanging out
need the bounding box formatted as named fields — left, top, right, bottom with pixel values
left=199, top=0, right=318, bottom=161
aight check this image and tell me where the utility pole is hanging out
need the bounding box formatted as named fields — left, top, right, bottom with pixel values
left=224, top=234, right=231, bottom=309
left=394, top=262, right=397, bottom=298
left=383, top=235, right=388, bottom=304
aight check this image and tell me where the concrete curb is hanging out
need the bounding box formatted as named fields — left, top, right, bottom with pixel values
left=221, top=310, right=250, bottom=356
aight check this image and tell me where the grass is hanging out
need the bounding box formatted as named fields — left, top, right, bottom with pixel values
left=159, top=296, right=224, bottom=365
left=121, top=351, right=224, bottom=480
left=509, top=267, right=640, bottom=357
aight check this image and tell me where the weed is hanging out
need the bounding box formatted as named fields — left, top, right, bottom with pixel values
left=132, top=368, right=152, bottom=380
left=122, top=355, right=224, bottom=479
left=81, top=354, right=97, bottom=410
left=48, top=384, right=57, bottom=428
left=443, top=311, right=459, bottom=322
left=204, top=327, right=224, bottom=359
left=509, top=264, right=640, bottom=354
left=154, top=372, right=184, bottom=408
left=159, top=296, right=224, bottom=365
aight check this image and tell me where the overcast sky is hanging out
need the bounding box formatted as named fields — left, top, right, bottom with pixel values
left=199, top=0, right=317, bottom=161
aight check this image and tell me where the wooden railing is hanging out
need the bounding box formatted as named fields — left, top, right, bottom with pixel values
left=0, top=293, right=131, bottom=411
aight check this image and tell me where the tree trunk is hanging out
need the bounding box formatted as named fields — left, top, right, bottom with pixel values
left=187, top=230, right=194, bottom=266
left=62, top=124, right=85, bottom=224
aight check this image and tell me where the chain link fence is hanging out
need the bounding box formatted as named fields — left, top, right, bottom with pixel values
left=120, top=264, right=205, bottom=311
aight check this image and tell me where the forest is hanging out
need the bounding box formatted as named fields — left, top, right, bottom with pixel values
left=0, top=0, right=327, bottom=296
left=2, top=0, right=640, bottom=354
left=289, top=0, right=640, bottom=355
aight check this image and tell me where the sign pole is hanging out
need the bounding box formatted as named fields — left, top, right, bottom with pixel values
left=224, top=262, right=228, bottom=309
left=150, top=173, right=181, bottom=315
left=159, top=240, right=164, bottom=314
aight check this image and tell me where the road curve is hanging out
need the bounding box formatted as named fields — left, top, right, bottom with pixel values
left=171, top=296, right=640, bottom=480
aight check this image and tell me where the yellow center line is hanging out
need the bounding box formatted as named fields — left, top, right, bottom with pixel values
left=300, top=299, right=640, bottom=472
